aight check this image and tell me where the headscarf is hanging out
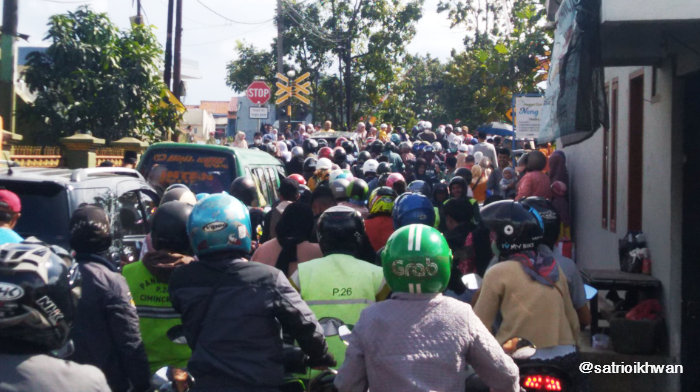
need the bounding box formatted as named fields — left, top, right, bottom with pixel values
left=548, top=150, right=570, bottom=225
left=470, top=164, right=483, bottom=185
left=473, top=151, right=484, bottom=165
left=509, top=248, right=560, bottom=287
left=233, top=131, right=248, bottom=148
left=275, top=202, right=315, bottom=276
left=278, top=141, right=291, bottom=162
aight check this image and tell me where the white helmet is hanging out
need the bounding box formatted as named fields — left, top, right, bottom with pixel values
left=362, top=159, right=379, bottom=174
left=458, top=144, right=469, bottom=153
left=291, top=146, right=304, bottom=158
left=328, top=169, right=343, bottom=184
left=316, top=157, right=333, bottom=171
left=424, top=121, right=433, bottom=130
left=432, top=142, right=443, bottom=152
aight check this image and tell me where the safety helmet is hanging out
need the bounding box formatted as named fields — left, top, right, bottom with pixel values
left=390, top=133, right=402, bottom=144
left=335, top=137, right=348, bottom=147
left=333, top=148, right=347, bottom=164
left=362, top=159, right=379, bottom=175
left=316, top=157, right=333, bottom=171
left=341, top=141, right=354, bottom=155
left=152, top=201, right=194, bottom=254
left=330, top=169, right=354, bottom=184
left=381, top=224, right=451, bottom=294
left=431, top=142, right=443, bottom=152
left=298, top=185, right=312, bottom=204
left=357, top=151, right=372, bottom=165
left=318, top=147, right=333, bottom=160
left=448, top=176, right=468, bottom=197
left=229, top=177, right=257, bottom=206
left=384, top=141, right=396, bottom=153
left=364, top=137, right=376, bottom=147
left=370, top=140, right=384, bottom=154
left=347, top=178, right=369, bottom=203
left=302, top=139, right=318, bottom=155
left=303, top=157, right=318, bottom=173
left=188, top=194, right=252, bottom=257
left=160, top=186, right=197, bottom=206
left=454, top=167, right=473, bottom=184
left=399, top=142, right=411, bottom=153
left=0, top=242, right=81, bottom=352
left=526, top=150, right=547, bottom=172
left=317, top=206, right=365, bottom=257
left=386, top=173, right=406, bottom=189
left=392, top=193, right=436, bottom=229
left=449, top=140, right=461, bottom=153
left=369, top=186, right=397, bottom=215
left=195, top=193, right=210, bottom=201
left=480, top=200, right=544, bottom=256
left=330, top=178, right=351, bottom=200
left=291, top=146, right=304, bottom=158
left=407, top=180, right=431, bottom=195
left=165, top=183, right=189, bottom=193
left=376, top=162, right=392, bottom=176
left=423, top=145, right=435, bottom=155
left=520, top=197, right=560, bottom=249
left=412, top=142, right=422, bottom=154
left=317, top=139, right=329, bottom=149
left=288, top=173, right=307, bottom=186
left=423, top=121, right=433, bottom=130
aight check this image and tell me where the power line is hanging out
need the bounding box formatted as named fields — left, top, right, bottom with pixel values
left=195, top=0, right=275, bottom=25
left=149, top=0, right=222, bottom=27
left=281, top=0, right=345, bottom=43
left=182, top=20, right=274, bottom=46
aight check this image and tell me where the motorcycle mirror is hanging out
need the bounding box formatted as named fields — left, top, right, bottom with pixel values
left=318, top=317, right=345, bottom=337
left=502, top=337, right=537, bottom=360
left=462, top=273, right=482, bottom=290
left=150, top=366, right=171, bottom=388
left=338, top=325, right=352, bottom=345
left=50, top=340, right=75, bottom=359
left=584, top=284, right=598, bottom=301
left=167, top=325, right=188, bottom=345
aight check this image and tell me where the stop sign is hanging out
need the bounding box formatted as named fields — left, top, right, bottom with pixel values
left=246, top=81, right=271, bottom=105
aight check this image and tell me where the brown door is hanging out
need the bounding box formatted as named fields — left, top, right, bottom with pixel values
left=628, top=73, right=644, bottom=232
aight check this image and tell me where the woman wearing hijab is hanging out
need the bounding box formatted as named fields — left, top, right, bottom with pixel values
left=251, top=202, right=322, bottom=277
left=470, top=164, right=488, bottom=204
left=232, top=131, right=248, bottom=149
left=548, top=150, right=571, bottom=239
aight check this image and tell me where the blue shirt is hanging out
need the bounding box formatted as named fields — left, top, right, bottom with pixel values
left=0, top=227, right=23, bottom=244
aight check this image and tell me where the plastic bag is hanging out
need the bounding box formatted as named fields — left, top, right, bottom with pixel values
left=619, top=230, right=646, bottom=273
left=626, top=299, right=662, bottom=321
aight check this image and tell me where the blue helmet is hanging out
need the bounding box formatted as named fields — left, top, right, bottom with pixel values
left=188, top=194, right=252, bottom=257
left=195, top=193, right=210, bottom=201
left=390, top=133, right=402, bottom=144
left=392, top=193, right=436, bottom=229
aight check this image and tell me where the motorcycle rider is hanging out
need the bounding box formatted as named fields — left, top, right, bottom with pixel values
left=261, top=178, right=300, bottom=243
left=308, top=157, right=333, bottom=191
left=123, top=201, right=194, bottom=373
left=68, top=205, right=151, bottom=392
left=381, top=141, right=405, bottom=173
left=0, top=241, right=111, bottom=392
left=170, top=194, right=335, bottom=391
left=334, top=224, right=520, bottom=392
left=364, top=186, right=397, bottom=252
left=339, top=178, right=370, bottom=219
left=289, top=206, right=390, bottom=376
left=286, top=146, right=306, bottom=175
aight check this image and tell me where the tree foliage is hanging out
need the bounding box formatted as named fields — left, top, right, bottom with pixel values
left=22, top=7, right=181, bottom=144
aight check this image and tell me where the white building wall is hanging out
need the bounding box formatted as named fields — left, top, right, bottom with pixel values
left=561, top=60, right=682, bottom=367
left=602, top=0, right=700, bottom=23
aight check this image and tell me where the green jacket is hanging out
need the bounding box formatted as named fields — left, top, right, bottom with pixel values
left=122, top=261, right=191, bottom=373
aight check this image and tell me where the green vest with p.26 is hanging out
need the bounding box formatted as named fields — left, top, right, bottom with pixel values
left=122, top=261, right=191, bottom=373
left=298, top=254, right=385, bottom=374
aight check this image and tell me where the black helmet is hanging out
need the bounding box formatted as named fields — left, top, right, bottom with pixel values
left=303, top=157, right=318, bottom=173
left=298, top=184, right=312, bottom=204
left=480, top=200, right=544, bottom=256
left=526, top=150, right=547, bottom=172
left=341, top=140, right=354, bottom=155
left=230, top=177, right=258, bottom=207
left=357, top=151, right=371, bottom=165
left=165, top=183, right=189, bottom=193
left=317, top=206, right=365, bottom=256
left=317, top=138, right=328, bottom=149
left=0, top=242, right=81, bottom=352
left=520, top=197, right=560, bottom=248
left=333, top=148, right=347, bottom=164
left=448, top=176, right=468, bottom=197
left=454, top=167, right=473, bottom=184
left=384, top=141, right=396, bottom=152
left=302, top=139, right=318, bottom=155
left=330, top=178, right=351, bottom=201
left=160, top=186, right=197, bottom=206
left=517, top=152, right=529, bottom=169
left=377, top=172, right=390, bottom=187
left=152, top=201, right=194, bottom=254
left=370, top=140, right=384, bottom=154
left=377, top=162, right=392, bottom=176
left=348, top=178, right=369, bottom=203
left=407, top=180, right=431, bottom=195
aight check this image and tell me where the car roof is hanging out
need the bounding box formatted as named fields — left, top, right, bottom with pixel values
left=309, top=131, right=355, bottom=141
left=0, top=167, right=147, bottom=189
left=139, top=142, right=285, bottom=169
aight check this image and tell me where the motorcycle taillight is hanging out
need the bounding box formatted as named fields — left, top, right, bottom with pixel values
left=522, top=375, right=562, bottom=391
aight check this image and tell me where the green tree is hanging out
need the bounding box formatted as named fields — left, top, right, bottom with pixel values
left=22, top=7, right=181, bottom=144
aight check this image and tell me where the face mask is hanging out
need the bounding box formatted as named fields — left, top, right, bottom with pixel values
left=254, top=139, right=262, bottom=145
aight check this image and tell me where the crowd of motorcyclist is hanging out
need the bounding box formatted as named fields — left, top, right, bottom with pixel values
left=0, top=120, right=590, bottom=392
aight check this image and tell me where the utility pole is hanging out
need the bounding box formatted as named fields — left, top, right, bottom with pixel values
left=173, top=0, right=183, bottom=99
left=163, top=0, right=174, bottom=89
left=276, top=0, right=284, bottom=74
left=0, top=0, right=18, bottom=134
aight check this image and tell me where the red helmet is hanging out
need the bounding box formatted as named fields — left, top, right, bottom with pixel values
left=288, top=173, right=306, bottom=186
left=335, top=137, right=348, bottom=147
left=386, top=173, right=406, bottom=188
left=318, top=147, right=333, bottom=159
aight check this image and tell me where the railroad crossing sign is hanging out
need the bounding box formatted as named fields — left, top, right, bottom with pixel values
left=275, top=72, right=312, bottom=105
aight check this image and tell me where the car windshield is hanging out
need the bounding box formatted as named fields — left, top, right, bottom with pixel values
left=139, top=148, right=234, bottom=195
left=0, top=181, right=70, bottom=249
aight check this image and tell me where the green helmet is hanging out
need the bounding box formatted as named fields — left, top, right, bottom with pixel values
left=381, top=224, right=452, bottom=294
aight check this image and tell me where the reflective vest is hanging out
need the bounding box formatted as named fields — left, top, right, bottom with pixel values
left=298, top=254, right=385, bottom=373
left=122, top=261, right=191, bottom=373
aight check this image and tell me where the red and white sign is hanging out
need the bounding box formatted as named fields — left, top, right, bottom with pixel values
left=246, top=81, right=271, bottom=105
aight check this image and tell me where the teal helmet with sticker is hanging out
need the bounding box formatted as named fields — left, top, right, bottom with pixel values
left=188, top=194, right=251, bottom=257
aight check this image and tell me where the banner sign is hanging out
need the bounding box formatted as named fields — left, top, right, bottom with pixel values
left=513, top=95, right=544, bottom=140
left=250, top=106, right=269, bottom=119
